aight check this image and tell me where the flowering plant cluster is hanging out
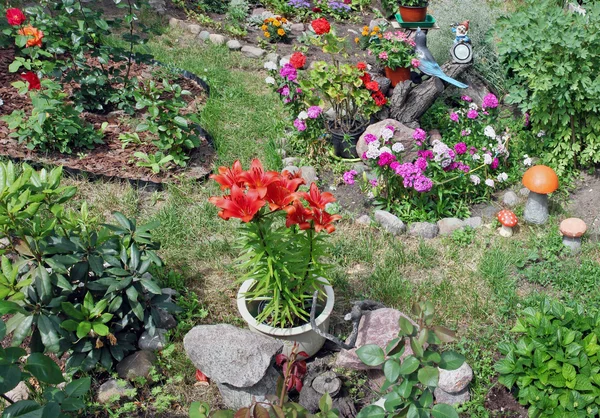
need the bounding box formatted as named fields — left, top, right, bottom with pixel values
left=366, top=30, right=419, bottom=70
left=264, top=56, right=305, bottom=117
left=355, top=24, right=382, bottom=49
left=209, top=159, right=340, bottom=328
left=261, top=16, right=290, bottom=42
left=285, top=0, right=354, bottom=20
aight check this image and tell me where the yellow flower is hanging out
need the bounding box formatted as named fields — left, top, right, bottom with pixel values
left=264, top=32, right=270, bottom=38
left=354, top=37, right=360, bottom=43
left=273, top=20, right=281, bottom=27
left=362, top=26, right=369, bottom=31
left=373, top=26, right=380, bottom=32
left=261, top=25, right=268, bottom=31
left=277, top=28, right=285, bottom=36
left=362, top=30, right=369, bottom=36
left=370, top=31, right=377, bottom=36
left=282, top=17, right=288, bottom=23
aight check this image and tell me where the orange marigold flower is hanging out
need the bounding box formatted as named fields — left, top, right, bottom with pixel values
left=264, top=32, right=271, bottom=38
left=261, top=24, right=268, bottom=31
left=277, top=28, right=285, bottom=36
left=354, top=37, right=360, bottom=43
left=209, top=185, right=265, bottom=223
left=18, top=25, right=43, bottom=47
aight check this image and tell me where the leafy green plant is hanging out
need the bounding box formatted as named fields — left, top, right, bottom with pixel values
left=496, top=298, right=600, bottom=417
left=3, top=79, right=104, bottom=154
left=451, top=227, right=476, bottom=247
left=0, top=162, right=179, bottom=371
left=133, top=152, right=175, bottom=174
left=196, top=0, right=228, bottom=14
left=356, top=301, right=464, bottom=418
left=496, top=0, right=600, bottom=173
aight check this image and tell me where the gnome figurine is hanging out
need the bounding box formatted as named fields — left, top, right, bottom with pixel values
left=452, top=20, right=470, bottom=43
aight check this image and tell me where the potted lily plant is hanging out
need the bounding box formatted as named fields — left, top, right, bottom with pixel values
left=208, top=159, right=341, bottom=357
left=399, top=0, right=428, bottom=22
left=367, top=30, right=419, bottom=87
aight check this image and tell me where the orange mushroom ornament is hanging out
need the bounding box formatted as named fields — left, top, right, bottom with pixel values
left=522, top=165, right=558, bottom=224
left=497, top=209, right=518, bottom=237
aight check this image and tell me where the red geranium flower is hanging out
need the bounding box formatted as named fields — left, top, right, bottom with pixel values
left=209, top=185, right=265, bottom=223
left=300, top=183, right=336, bottom=210
left=312, top=208, right=341, bottom=233
left=20, top=71, right=41, bottom=90
left=284, top=200, right=313, bottom=230
left=359, top=72, right=371, bottom=85
left=356, top=62, right=367, bottom=71
left=289, top=52, right=307, bottom=70
left=6, top=8, right=26, bottom=26
left=311, top=18, right=331, bottom=35
left=372, top=90, right=387, bottom=107
left=365, top=81, right=379, bottom=92
left=239, top=159, right=280, bottom=198
left=210, top=160, right=244, bottom=190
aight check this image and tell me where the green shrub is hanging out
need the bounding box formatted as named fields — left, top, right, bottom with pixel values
left=496, top=0, right=600, bottom=173
left=496, top=298, right=600, bottom=416
left=0, top=162, right=179, bottom=371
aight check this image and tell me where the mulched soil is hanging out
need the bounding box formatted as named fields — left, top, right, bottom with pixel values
left=0, top=48, right=215, bottom=185
left=484, top=381, right=528, bottom=417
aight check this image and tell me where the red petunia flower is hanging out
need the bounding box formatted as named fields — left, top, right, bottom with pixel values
left=300, top=183, right=336, bottom=210
left=239, top=159, right=280, bottom=198
left=210, top=160, right=244, bottom=190
left=312, top=208, right=341, bottom=233
left=284, top=200, right=313, bottom=230
left=356, top=62, right=367, bottom=71
left=371, top=90, right=387, bottom=107
left=209, top=185, right=265, bottom=223
left=21, top=71, right=41, bottom=90
left=6, top=8, right=26, bottom=26
left=289, top=52, right=307, bottom=70
left=365, top=81, right=379, bottom=92
left=311, top=18, right=331, bottom=35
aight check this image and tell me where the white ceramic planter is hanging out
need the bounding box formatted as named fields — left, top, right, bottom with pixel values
left=237, top=279, right=335, bottom=358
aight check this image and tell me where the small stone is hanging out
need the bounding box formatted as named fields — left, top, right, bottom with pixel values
left=369, top=18, right=387, bottom=30
left=217, top=366, right=280, bottom=409
left=241, top=45, right=265, bottom=59
left=227, top=40, right=242, bottom=50
left=169, top=18, right=181, bottom=29
left=148, top=0, right=166, bottom=13
left=374, top=210, right=406, bottom=235
left=116, top=351, right=158, bottom=381
left=290, top=23, right=305, bottom=33
left=5, top=382, right=28, bottom=403
left=161, top=287, right=178, bottom=301
left=282, top=157, right=300, bottom=166
left=434, top=386, right=470, bottom=405
left=352, top=162, right=369, bottom=175
left=437, top=218, right=465, bottom=235
left=265, top=52, right=280, bottom=64
left=138, top=329, right=167, bottom=351
left=188, top=24, right=201, bottom=35
left=252, top=7, right=266, bottom=15
left=463, top=217, right=482, bottom=229
left=502, top=191, right=519, bottom=207
left=356, top=215, right=371, bottom=226
left=429, top=129, right=442, bottom=141
left=519, top=187, right=530, bottom=197
left=156, top=309, right=177, bottom=329
left=407, top=222, right=439, bottom=239
left=209, top=34, right=226, bottom=45
left=97, top=379, right=134, bottom=404
left=183, top=324, right=283, bottom=388
left=300, top=166, right=318, bottom=185
left=438, top=362, right=473, bottom=393
left=198, top=31, right=210, bottom=41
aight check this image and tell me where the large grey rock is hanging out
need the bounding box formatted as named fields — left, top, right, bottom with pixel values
left=227, top=40, right=242, bottom=50
left=356, top=215, right=371, bottom=226
left=290, top=23, right=305, bottom=33
left=374, top=210, right=406, bottom=235
left=198, top=31, right=210, bottom=41
left=209, top=34, right=226, bottom=45
left=437, top=218, right=465, bottom=235
left=524, top=192, right=549, bottom=224
left=336, top=308, right=415, bottom=370
left=265, top=52, right=280, bottom=64
left=438, top=362, right=473, bottom=393
left=97, top=379, right=134, bottom=404
left=241, top=45, right=266, bottom=59
left=283, top=165, right=299, bottom=175
left=463, top=217, right=482, bottom=229
left=138, top=329, right=167, bottom=351
left=434, top=386, right=470, bottom=405
left=116, top=351, right=158, bottom=381
left=408, top=222, right=439, bottom=239
left=356, top=120, right=417, bottom=162
left=168, top=18, right=181, bottom=29
left=217, top=366, right=280, bottom=409
left=156, top=309, right=176, bottom=329
left=183, top=324, right=283, bottom=387
left=502, top=191, right=519, bottom=207
left=188, top=24, right=201, bottom=35
left=300, top=166, right=318, bottom=185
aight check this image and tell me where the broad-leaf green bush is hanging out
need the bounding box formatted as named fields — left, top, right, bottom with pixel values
left=496, top=298, right=600, bottom=416
left=0, top=162, right=179, bottom=371
left=496, top=0, right=600, bottom=173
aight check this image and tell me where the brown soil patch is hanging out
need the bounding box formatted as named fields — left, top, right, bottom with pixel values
left=484, top=382, right=528, bottom=417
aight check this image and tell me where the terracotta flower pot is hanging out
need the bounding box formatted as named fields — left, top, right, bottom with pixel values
left=399, top=4, right=428, bottom=22
left=385, top=66, right=411, bottom=87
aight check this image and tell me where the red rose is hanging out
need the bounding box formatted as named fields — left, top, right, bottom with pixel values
left=372, top=91, right=387, bottom=107
left=365, top=81, right=379, bottom=92
left=289, top=52, right=307, bottom=69
left=311, top=18, right=330, bottom=35
left=356, top=62, right=367, bottom=71
left=6, top=8, right=26, bottom=26
left=21, top=71, right=41, bottom=90
left=312, top=7, right=322, bottom=13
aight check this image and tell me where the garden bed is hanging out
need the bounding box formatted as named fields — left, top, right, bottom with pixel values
left=0, top=48, right=215, bottom=186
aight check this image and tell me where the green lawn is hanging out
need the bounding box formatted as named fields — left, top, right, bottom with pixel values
left=60, top=25, right=600, bottom=417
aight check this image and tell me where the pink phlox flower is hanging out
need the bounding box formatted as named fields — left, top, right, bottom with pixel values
left=482, top=93, right=499, bottom=109
left=450, top=112, right=459, bottom=122
left=461, top=95, right=472, bottom=102
left=293, top=119, right=306, bottom=131
left=364, top=133, right=378, bottom=144
left=411, top=59, right=421, bottom=68
left=454, top=142, right=467, bottom=155
left=343, top=170, right=358, bottom=185
left=378, top=152, right=396, bottom=167
left=378, top=51, right=388, bottom=60
left=467, top=109, right=479, bottom=119
left=307, top=106, right=322, bottom=119
left=418, top=150, right=434, bottom=160
left=491, top=157, right=499, bottom=170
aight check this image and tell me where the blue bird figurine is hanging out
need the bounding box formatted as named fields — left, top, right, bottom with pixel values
left=414, top=27, right=468, bottom=89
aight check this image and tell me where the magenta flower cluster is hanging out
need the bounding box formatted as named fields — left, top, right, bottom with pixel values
left=482, top=93, right=499, bottom=109
left=413, top=128, right=427, bottom=146
left=378, top=152, right=396, bottom=167
left=454, top=142, right=467, bottom=155
left=387, top=161, right=433, bottom=192
left=343, top=170, right=358, bottom=185
left=307, top=106, right=322, bottom=119
left=280, top=64, right=297, bottom=81
left=293, top=119, right=306, bottom=131
left=467, top=109, right=479, bottom=119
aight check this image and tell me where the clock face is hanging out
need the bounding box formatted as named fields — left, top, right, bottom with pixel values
left=452, top=43, right=473, bottom=63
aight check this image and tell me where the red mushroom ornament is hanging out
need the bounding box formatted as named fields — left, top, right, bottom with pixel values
left=498, top=209, right=518, bottom=237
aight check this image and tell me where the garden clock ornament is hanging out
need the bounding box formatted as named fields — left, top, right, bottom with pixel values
left=450, top=20, right=473, bottom=64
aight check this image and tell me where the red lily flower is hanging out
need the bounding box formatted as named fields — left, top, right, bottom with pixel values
left=239, top=159, right=280, bottom=198
left=20, top=71, right=40, bottom=90
left=208, top=185, right=265, bottom=222
left=284, top=201, right=313, bottom=230
left=312, top=208, right=341, bottom=233
left=300, top=183, right=336, bottom=210
left=264, top=182, right=296, bottom=211
left=210, top=160, right=244, bottom=190
left=281, top=169, right=306, bottom=192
